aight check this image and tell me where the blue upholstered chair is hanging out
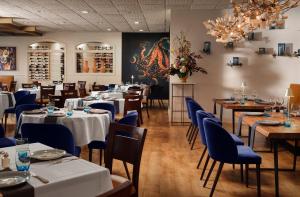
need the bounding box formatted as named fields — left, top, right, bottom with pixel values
left=14, top=90, right=30, bottom=103
left=21, top=123, right=80, bottom=157
left=196, top=110, right=244, bottom=181
left=203, top=118, right=261, bottom=197
left=185, top=97, right=194, bottom=138
left=89, top=103, right=116, bottom=120
left=0, top=124, right=16, bottom=148
left=186, top=99, right=204, bottom=149
left=3, top=94, right=37, bottom=132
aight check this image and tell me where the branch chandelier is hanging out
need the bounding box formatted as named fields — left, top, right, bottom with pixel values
left=204, top=0, right=300, bottom=43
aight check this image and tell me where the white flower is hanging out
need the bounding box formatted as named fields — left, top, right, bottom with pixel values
left=180, top=66, right=187, bottom=73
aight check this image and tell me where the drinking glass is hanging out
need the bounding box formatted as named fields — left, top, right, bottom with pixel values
left=251, top=90, right=257, bottom=100
left=47, top=102, right=55, bottom=114
left=15, top=138, right=30, bottom=172
left=264, top=106, right=272, bottom=117
left=83, top=103, right=91, bottom=113
left=66, top=102, right=74, bottom=117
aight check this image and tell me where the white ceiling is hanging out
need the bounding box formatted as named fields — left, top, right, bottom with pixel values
left=0, top=0, right=231, bottom=33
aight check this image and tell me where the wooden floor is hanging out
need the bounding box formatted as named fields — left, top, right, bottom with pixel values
left=5, top=107, right=300, bottom=197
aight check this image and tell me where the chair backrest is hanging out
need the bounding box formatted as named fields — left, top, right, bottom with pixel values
left=15, top=104, right=42, bottom=123
left=290, top=84, right=300, bottom=108
left=9, top=81, right=17, bottom=92
left=185, top=97, right=194, bottom=119
left=196, top=110, right=216, bottom=146
left=16, top=94, right=36, bottom=106
left=22, top=83, right=34, bottom=88
left=203, top=118, right=238, bottom=163
left=49, top=95, right=64, bottom=108
left=97, top=181, right=133, bottom=197
left=14, top=90, right=30, bottom=103
left=21, top=123, right=76, bottom=155
left=63, top=83, right=76, bottom=91
left=128, top=87, right=143, bottom=96
left=187, top=100, right=204, bottom=125
left=124, top=95, right=142, bottom=116
left=119, top=111, right=138, bottom=126
left=89, top=103, right=116, bottom=120
left=78, top=81, right=86, bottom=89
left=93, top=84, right=108, bottom=91
left=105, top=122, right=147, bottom=196
left=61, top=90, right=78, bottom=99
left=32, top=81, right=41, bottom=87
left=78, top=88, right=87, bottom=98
left=40, top=86, right=55, bottom=100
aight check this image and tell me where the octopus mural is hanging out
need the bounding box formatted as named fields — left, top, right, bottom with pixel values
left=130, top=37, right=170, bottom=83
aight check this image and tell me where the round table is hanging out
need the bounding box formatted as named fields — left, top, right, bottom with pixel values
left=19, top=110, right=111, bottom=146
left=0, top=92, right=15, bottom=118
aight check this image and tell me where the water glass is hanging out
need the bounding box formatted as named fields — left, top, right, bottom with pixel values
left=47, top=103, right=55, bottom=114
left=15, top=139, right=30, bottom=171
left=264, top=107, right=272, bottom=117
left=66, top=102, right=74, bottom=117
left=83, top=104, right=91, bottom=113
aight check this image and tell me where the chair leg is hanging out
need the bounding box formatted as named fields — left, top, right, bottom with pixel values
left=240, top=164, right=244, bottom=183
left=204, top=160, right=217, bottom=187
left=245, top=164, right=249, bottom=187
left=139, top=109, right=143, bottom=124
left=188, top=126, right=196, bottom=144
left=99, top=149, right=103, bottom=165
left=186, top=123, right=192, bottom=138
left=4, top=113, right=8, bottom=133
left=197, top=146, right=207, bottom=169
left=191, top=131, right=198, bottom=150
left=200, top=155, right=210, bottom=180
left=89, top=149, right=93, bottom=162
left=209, top=162, right=224, bottom=197
left=123, top=161, right=131, bottom=180
left=256, top=164, right=261, bottom=197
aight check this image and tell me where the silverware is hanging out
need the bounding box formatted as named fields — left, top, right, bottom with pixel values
left=31, top=172, right=49, bottom=184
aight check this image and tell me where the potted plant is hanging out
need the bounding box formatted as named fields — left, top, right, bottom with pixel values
left=169, top=32, right=207, bottom=82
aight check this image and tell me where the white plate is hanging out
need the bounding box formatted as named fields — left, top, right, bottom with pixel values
left=259, top=120, right=282, bottom=126
left=31, top=149, right=66, bottom=161
left=0, top=171, right=30, bottom=188
left=245, top=112, right=265, bottom=116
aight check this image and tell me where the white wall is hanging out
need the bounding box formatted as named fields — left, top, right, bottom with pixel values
left=0, top=32, right=122, bottom=90
left=170, top=8, right=300, bottom=122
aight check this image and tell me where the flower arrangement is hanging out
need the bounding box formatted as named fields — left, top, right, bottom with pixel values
left=169, top=32, right=207, bottom=82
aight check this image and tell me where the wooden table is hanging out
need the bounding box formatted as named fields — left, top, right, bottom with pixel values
left=213, top=99, right=276, bottom=134
left=237, top=112, right=300, bottom=197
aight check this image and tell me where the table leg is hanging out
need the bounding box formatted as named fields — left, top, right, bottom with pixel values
left=232, top=110, right=235, bottom=134
left=273, top=141, right=279, bottom=197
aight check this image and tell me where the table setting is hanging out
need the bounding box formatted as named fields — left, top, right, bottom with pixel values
left=0, top=143, right=113, bottom=197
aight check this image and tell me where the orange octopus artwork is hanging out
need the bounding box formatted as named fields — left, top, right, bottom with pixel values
left=130, top=37, right=169, bottom=82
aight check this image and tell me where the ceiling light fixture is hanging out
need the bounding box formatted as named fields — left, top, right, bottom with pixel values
left=139, top=29, right=144, bottom=32
left=81, top=10, right=89, bottom=14
left=107, top=28, right=112, bottom=31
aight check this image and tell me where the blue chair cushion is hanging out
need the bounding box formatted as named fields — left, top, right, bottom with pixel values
left=230, top=134, right=244, bottom=145
left=4, top=107, right=15, bottom=114
left=0, top=137, right=16, bottom=148
left=74, top=146, right=81, bottom=157
left=88, top=141, right=106, bottom=149
left=236, top=146, right=261, bottom=164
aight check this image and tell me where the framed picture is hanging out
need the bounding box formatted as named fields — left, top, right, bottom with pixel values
left=278, top=43, right=286, bottom=56
left=258, top=48, right=266, bottom=54
left=203, top=41, right=211, bottom=54
left=0, top=47, right=16, bottom=71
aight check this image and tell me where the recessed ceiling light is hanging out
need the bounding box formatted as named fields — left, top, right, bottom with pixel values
left=81, top=10, right=89, bottom=14
left=139, top=29, right=144, bottom=32
left=134, top=21, right=139, bottom=25
left=107, top=28, right=112, bottom=31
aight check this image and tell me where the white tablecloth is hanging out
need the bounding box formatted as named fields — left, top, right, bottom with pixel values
left=0, top=92, right=16, bottom=118
left=65, top=98, right=125, bottom=114
left=18, top=86, right=62, bottom=99
left=20, top=110, right=111, bottom=146
left=91, top=91, right=124, bottom=99
left=0, top=143, right=113, bottom=197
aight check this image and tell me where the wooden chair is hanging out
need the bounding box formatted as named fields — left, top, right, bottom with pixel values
left=32, top=81, right=41, bottom=87
left=22, top=83, right=34, bottom=88
left=37, top=86, right=55, bottom=106
left=124, top=95, right=143, bottom=126
left=61, top=90, right=78, bottom=99
left=78, top=81, right=86, bottom=89
left=97, top=181, right=133, bottom=197
left=78, top=88, right=87, bottom=98
left=9, top=81, right=17, bottom=92
left=49, top=95, right=64, bottom=108
left=93, top=84, right=108, bottom=91
left=141, top=85, right=150, bottom=118
left=128, top=87, right=143, bottom=96
left=63, top=83, right=76, bottom=91
left=105, top=123, right=147, bottom=197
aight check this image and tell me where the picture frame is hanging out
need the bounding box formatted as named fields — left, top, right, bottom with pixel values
left=0, top=47, right=16, bottom=71
left=203, top=41, right=211, bottom=54
left=258, top=48, right=266, bottom=54
left=278, top=43, right=286, bottom=56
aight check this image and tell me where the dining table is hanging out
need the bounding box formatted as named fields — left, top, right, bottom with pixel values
left=0, top=92, right=15, bottom=119
left=236, top=111, right=300, bottom=197
left=213, top=99, right=280, bottom=134
left=18, top=110, right=111, bottom=146
left=0, top=143, right=113, bottom=197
